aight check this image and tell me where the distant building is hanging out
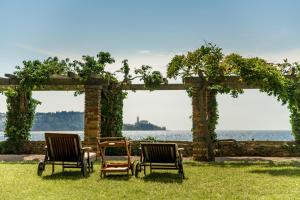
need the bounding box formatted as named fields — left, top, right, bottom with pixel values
left=123, top=116, right=166, bottom=131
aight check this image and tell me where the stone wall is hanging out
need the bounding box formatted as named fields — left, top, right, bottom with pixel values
left=26, top=140, right=300, bottom=157
left=26, top=141, right=46, bottom=154
left=215, top=140, right=300, bottom=157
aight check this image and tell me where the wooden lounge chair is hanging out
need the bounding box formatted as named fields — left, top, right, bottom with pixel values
left=97, top=137, right=134, bottom=177
left=37, top=133, right=96, bottom=176
left=135, top=143, right=185, bottom=178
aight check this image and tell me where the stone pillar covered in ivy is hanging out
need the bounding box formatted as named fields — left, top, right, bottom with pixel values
left=291, top=84, right=300, bottom=141
left=206, top=89, right=218, bottom=143
left=4, top=88, right=38, bottom=153
left=192, top=86, right=215, bottom=161
left=84, top=85, right=102, bottom=149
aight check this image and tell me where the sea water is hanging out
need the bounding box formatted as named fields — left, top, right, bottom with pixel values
left=0, top=130, right=294, bottom=141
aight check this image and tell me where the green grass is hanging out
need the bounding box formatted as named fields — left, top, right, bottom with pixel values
left=1, top=160, right=300, bottom=200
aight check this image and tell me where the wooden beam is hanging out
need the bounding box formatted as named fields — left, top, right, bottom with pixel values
left=122, top=84, right=187, bottom=90
left=184, top=75, right=295, bottom=89
left=185, top=76, right=258, bottom=89
left=0, top=75, right=296, bottom=91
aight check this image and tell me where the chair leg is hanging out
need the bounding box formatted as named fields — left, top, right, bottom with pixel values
left=131, top=163, right=134, bottom=176
left=87, top=161, right=90, bottom=173
left=52, top=162, right=55, bottom=174
left=178, top=160, right=185, bottom=179
left=90, top=162, right=93, bottom=172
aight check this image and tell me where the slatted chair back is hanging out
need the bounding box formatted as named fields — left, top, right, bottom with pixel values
left=45, top=133, right=82, bottom=162
left=141, top=143, right=179, bottom=163
left=97, top=137, right=131, bottom=164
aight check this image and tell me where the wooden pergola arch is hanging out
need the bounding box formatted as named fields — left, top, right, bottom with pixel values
left=0, top=74, right=267, bottom=161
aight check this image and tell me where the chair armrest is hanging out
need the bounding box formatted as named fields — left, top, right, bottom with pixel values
left=82, top=147, right=92, bottom=152
left=177, top=148, right=184, bottom=159
left=44, top=145, right=47, bottom=149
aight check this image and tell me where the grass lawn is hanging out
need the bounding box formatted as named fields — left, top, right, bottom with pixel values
left=1, top=160, right=300, bottom=200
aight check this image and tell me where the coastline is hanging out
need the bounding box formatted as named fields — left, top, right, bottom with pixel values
left=0, top=130, right=294, bottom=142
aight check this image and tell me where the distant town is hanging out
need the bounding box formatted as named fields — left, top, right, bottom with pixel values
left=123, top=116, right=166, bottom=131
left=0, top=112, right=166, bottom=131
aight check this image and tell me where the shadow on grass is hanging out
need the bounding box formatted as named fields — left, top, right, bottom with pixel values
left=142, top=172, right=184, bottom=184
left=250, top=168, right=300, bottom=177
left=184, top=161, right=255, bottom=168
left=0, top=161, right=37, bottom=165
left=184, top=160, right=300, bottom=169
left=97, top=174, right=132, bottom=182
left=42, top=171, right=91, bottom=180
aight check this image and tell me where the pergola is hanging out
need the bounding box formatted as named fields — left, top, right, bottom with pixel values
left=0, top=74, right=261, bottom=161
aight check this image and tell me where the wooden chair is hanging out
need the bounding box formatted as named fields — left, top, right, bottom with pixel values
left=37, top=133, right=96, bottom=177
left=135, top=143, right=185, bottom=178
left=97, top=137, right=134, bottom=177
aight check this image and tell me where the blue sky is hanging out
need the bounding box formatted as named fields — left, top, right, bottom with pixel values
left=0, top=0, right=299, bottom=130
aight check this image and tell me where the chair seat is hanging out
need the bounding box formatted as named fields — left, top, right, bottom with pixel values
left=84, top=152, right=97, bottom=161
left=102, top=167, right=129, bottom=172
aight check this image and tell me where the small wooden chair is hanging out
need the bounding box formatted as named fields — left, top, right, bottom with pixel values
left=37, top=133, right=96, bottom=176
left=135, top=143, right=184, bottom=178
left=97, top=137, right=134, bottom=177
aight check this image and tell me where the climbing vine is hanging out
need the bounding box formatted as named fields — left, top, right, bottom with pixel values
left=4, top=43, right=298, bottom=155
left=3, top=58, right=69, bottom=153
left=69, top=52, right=125, bottom=137
left=223, top=54, right=300, bottom=140
left=167, top=43, right=300, bottom=146
left=2, top=52, right=167, bottom=153
left=70, top=52, right=166, bottom=137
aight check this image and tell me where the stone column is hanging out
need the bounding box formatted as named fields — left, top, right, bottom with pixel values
left=84, top=85, right=101, bottom=149
left=192, top=86, right=215, bottom=161
left=205, top=89, right=215, bottom=161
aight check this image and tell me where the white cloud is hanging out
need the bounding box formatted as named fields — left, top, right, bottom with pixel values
left=138, top=50, right=151, bottom=54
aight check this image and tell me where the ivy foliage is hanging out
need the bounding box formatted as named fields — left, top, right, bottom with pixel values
left=4, top=58, right=69, bottom=153
left=167, top=43, right=300, bottom=142
left=70, top=52, right=115, bottom=82
left=167, top=43, right=241, bottom=142
left=3, top=52, right=168, bottom=153
left=69, top=53, right=167, bottom=137
left=134, top=65, right=168, bottom=90
left=69, top=52, right=125, bottom=137
left=223, top=54, right=300, bottom=140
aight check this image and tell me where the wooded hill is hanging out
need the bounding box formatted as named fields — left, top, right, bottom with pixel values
left=0, top=112, right=166, bottom=131
left=0, top=112, right=84, bottom=131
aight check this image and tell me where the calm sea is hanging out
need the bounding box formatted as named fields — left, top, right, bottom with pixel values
left=0, top=130, right=294, bottom=142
